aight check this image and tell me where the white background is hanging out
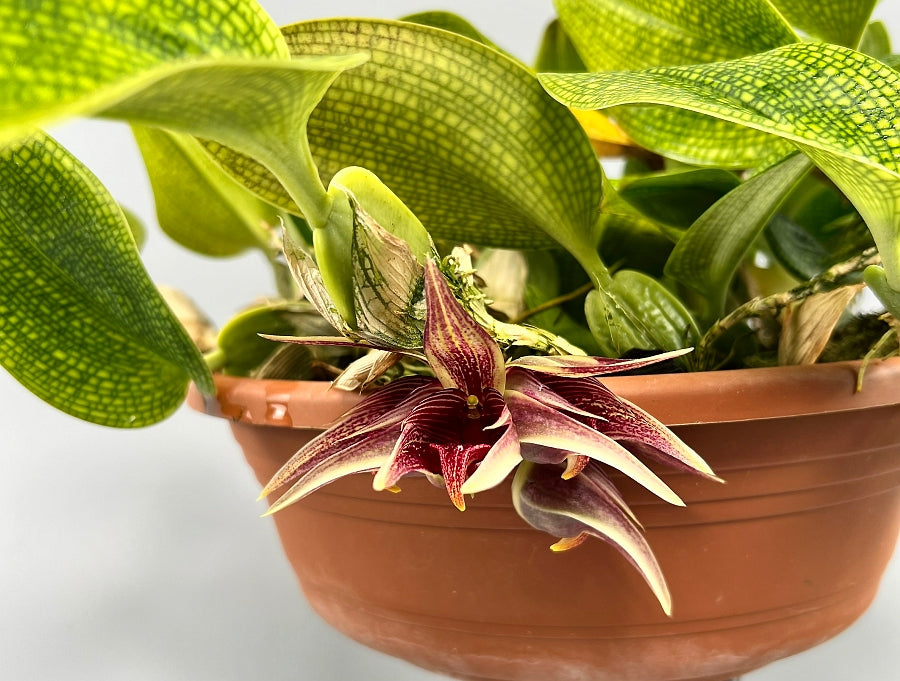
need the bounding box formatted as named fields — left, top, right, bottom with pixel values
left=2, top=2, right=900, bottom=680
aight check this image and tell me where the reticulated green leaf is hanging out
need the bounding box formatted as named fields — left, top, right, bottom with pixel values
left=540, top=43, right=900, bottom=174
left=596, top=213, right=674, bottom=278
left=2, top=2, right=371, bottom=230
left=797, top=143, right=900, bottom=290
left=132, top=126, right=276, bottom=257
left=554, top=0, right=796, bottom=69
left=665, top=153, right=812, bottom=323
left=554, top=0, right=797, bottom=167
left=0, top=133, right=212, bottom=426
left=98, top=56, right=370, bottom=229
left=268, top=19, right=603, bottom=256
left=768, top=0, right=878, bottom=48
left=0, top=0, right=289, bottom=143
left=540, top=43, right=900, bottom=288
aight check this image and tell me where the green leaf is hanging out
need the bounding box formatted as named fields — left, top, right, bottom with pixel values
left=766, top=176, right=874, bottom=281
left=859, top=21, right=892, bottom=60
left=0, top=0, right=289, bottom=141
left=554, top=0, right=796, bottom=68
left=265, top=19, right=604, bottom=261
left=2, top=1, right=370, bottom=230
left=540, top=42, right=900, bottom=288
left=534, top=20, right=587, bottom=73
left=665, top=153, right=812, bottom=322
left=400, top=11, right=501, bottom=52
left=119, top=205, right=147, bottom=251
left=796, top=145, right=900, bottom=290
left=864, top=265, right=900, bottom=322
left=132, top=126, right=276, bottom=257
left=215, top=301, right=338, bottom=377
left=596, top=213, right=674, bottom=278
left=585, top=271, right=699, bottom=356
left=617, top=168, right=740, bottom=229
left=768, top=0, right=878, bottom=48
left=101, top=56, right=370, bottom=229
left=554, top=0, right=797, bottom=167
left=523, top=251, right=602, bottom=355
left=0, top=133, right=212, bottom=426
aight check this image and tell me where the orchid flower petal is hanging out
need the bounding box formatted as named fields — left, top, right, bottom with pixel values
left=541, top=375, right=718, bottom=480
left=423, top=260, right=505, bottom=393
left=505, top=389, right=683, bottom=506
left=259, top=376, right=439, bottom=499
left=512, top=461, right=672, bottom=616
left=282, top=235, right=350, bottom=334
left=259, top=334, right=375, bottom=347
left=505, top=367, right=603, bottom=421
left=459, top=395, right=522, bottom=496
left=374, top=388, right=501, bottom=510
left=562, top=454, right=590, bottom=479
left=507, top=348, right=692, bottom=376
left=517, top=445, right=590, bottom=481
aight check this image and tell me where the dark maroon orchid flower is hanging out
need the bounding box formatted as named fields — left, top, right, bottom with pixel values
left=261, top=260, right=718, bottom=613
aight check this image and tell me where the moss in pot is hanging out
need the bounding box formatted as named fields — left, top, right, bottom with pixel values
left=2, top=0, right=900, bottom=679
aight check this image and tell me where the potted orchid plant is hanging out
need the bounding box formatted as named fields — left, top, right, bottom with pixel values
left=2, top=0, right=900, bottom=679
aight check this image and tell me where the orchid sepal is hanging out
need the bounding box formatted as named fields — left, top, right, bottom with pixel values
left=539, top=375, right=719, bottom=481
left=507, top=348, right=692, bottom=376
left=259, top=376, right=439, bottom=500
left=512, top=461, right=672, bottom=616
left=263, top=430, right=397, bottom=516
left=506, top=389, right=684, bottom=507
left=424, top=260, right=505, bottom=394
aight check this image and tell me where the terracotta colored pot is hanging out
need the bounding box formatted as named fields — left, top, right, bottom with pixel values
left=188, top=359, right=900, bottom=681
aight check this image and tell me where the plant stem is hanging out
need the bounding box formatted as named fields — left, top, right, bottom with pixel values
left=263, top=137, right=332, bottom=230
left=696, top=247, right=881, bottom=369
left=204, top=349, right=227, bottom=373
left=509, top=282, right=594, bottom=324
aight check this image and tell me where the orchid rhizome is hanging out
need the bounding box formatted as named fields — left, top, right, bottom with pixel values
left=261, top=259, right=719, bottom=615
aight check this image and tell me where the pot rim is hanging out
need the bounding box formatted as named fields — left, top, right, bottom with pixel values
left=187, top=357, right=900, bottom=428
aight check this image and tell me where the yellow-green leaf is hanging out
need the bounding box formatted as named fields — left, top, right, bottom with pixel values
left=534, top=20, right=587, bottom=73
left=768, top=0, right=878, bottom=48
left=132, top=126, right=276, bottom=257
left=0, top=133, right=212, bottom=426
left=241, top=18, right=604, bottom=259
left=554, top=0, right=797, bottom=166
left=0, top=0, right=289, bottom=142
left=401, top=11, right=502, bottom=53
left=540, top=42, right=900, bottom=290
left=860, top=21, right=892, bottom=61
left=2, top=1, right=369, bottom=229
